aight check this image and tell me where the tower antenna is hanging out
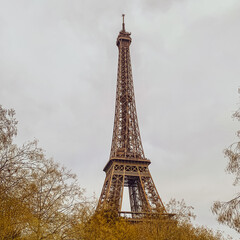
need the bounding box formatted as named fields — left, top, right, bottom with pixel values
left=122, top=14, right=125, bottom=32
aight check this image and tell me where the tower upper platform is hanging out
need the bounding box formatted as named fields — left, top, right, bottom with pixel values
left=116, top=14, right=132, bottom=47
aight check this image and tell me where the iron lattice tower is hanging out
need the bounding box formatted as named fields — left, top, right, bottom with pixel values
left=97, top=15, right=166, bottom=218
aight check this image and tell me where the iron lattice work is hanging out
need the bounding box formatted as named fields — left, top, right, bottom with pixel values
left=110, top=27, right=144, bottom=160
left=97, top=15, right=166, bottom=218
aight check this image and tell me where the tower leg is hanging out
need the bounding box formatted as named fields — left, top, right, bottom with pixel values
left=97, top=162, right=166, bottom=217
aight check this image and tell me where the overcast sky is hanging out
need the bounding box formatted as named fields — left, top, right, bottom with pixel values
left=0, top=0, right=239, bottom=238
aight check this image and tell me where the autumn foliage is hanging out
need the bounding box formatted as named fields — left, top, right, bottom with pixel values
left=69, top=209, right=225, bottom=240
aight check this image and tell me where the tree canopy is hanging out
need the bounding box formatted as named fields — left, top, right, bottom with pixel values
left=0, top=105, right=84, bottom=239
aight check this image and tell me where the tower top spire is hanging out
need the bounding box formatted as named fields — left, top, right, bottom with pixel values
left=117, top=14, right=131, bottom=46
left=122, top=14, right=125, bottom=32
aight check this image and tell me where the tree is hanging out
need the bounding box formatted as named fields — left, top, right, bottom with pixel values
left=212, top=94, right=240, bottom=233
left=21, top=158, right=85, bottom=239
left=0, top=105, right=35, bottom=238
left=0, top=105, right=85, bottom=239
left=165, top=198, right=196, bottom=223
left=69, top=199, right=226, bottom=240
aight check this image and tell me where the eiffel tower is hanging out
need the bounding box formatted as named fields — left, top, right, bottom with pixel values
left=97, top=15, right=167, bottom=219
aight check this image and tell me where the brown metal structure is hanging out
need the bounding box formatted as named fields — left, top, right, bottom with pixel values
left=97, top=15, right=166, bottom=218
